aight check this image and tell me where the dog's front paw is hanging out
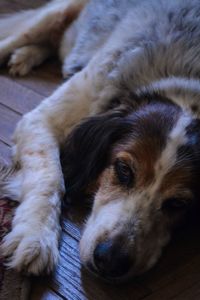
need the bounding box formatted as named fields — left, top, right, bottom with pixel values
left=8, top=47, right=34, bottom=76
left=1, top=224, right=60, bottom=275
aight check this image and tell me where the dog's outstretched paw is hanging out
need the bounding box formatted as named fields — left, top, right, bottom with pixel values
left=1, top=225, right=59, bottom=275
left=8, top=47, right=35, bottom=76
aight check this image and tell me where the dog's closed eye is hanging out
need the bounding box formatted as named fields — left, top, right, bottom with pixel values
left=114, top=160, right=135, bottom=188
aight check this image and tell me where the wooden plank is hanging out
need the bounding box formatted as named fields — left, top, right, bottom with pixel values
left=172, top=281, right=200, bottom=300
left=0, top=104, right=21, bottom=145
left=0, top=76, right=43, bottom=114
left=0, top=140, right=12, bottom=164
left=30, top=283, right=64, bottom=300
left=142, top=256, right=200, bottom=300
left=138, top=222, right=200, bottom=293
left=11, top=61, right=62, bottom=98
left=0, top=61, right=61, bottom=99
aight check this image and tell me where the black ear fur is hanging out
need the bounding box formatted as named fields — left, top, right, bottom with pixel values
left=60, top=111, right=133, bottom=201
left=185, top=118, right=200, bottom=198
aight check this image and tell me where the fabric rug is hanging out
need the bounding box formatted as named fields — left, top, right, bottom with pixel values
left=0, top=199, right=30, bottom=300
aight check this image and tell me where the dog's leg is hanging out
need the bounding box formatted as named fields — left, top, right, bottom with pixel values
left=61, top=0, right=121, bottom=79
left=8, top=45, right=53, bottom=76
left=0, top=0, right=88, bottom=65
left=1, top=49, right=118, bottom=274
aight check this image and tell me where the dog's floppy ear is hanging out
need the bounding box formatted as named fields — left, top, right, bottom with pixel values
left=183, top=118, right=200, bottom=202
left=61, top=111, right=132, bottom=201
left=187, top=117, right=200, bottom=162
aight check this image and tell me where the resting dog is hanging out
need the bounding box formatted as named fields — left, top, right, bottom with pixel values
left=0, top=0, right=200, bottom=282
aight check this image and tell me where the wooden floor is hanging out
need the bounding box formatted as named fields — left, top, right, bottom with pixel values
left=1, top=1, right=200, bottom=299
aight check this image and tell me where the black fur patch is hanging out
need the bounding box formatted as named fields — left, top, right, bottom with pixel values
left=60, top=111, right=133, bottom=201
left=177, top=118, right=200, bottom=197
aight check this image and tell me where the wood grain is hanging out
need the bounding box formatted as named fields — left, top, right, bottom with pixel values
left=0, top=141, right=11, bottom=164
left=0, top=76, right=42, bottom=114
left=0, top=104, right=21, bottom=145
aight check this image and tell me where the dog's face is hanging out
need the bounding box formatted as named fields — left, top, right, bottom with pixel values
left=62, top=97, right=200, bottom=282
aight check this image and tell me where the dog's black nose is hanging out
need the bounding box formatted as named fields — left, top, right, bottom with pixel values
left=93, top=240, right=131, bottom=278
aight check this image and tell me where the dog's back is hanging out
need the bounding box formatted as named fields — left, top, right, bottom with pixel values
left=61, top=0, right=200, bottom=89
left=1, top=0, right=200, bottom=85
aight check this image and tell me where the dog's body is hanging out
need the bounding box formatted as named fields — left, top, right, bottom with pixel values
left=1, top=0, right=200, bottom=281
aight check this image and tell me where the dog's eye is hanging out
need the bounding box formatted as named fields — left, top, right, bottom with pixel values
left=162, top=197, right=189, bottom=213
left=114, top=160, right=134, bottom=187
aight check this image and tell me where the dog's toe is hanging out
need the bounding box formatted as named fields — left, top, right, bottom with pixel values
left=1, top=226, right=59, bottom=275
left=8, top=48, right=34, bottom=76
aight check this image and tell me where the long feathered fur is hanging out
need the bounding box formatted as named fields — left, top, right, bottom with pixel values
left=0, top=162, right=21, bottom=201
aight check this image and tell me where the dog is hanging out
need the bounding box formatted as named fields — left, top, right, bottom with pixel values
left=1, top=0, right=200, bottom=282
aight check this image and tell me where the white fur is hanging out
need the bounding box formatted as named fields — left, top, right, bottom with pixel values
left=1, top=52, right=112, bottom=273
left=0, top=0, right=92, bottom=274
left=151, top=113, right=192, bottom=195
left=141, top=77, right=200, bottom=118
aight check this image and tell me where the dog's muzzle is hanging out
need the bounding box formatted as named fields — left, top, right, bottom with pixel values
left=89, top=239, right=132, bottom=279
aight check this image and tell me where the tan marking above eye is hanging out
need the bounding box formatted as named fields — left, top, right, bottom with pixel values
left=113, top=148, right=156, bottom=188
left=115, top=151, right=134, bottom=165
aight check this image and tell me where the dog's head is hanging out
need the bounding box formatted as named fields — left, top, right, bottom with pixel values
left=61, top=86, right=200, bottom=282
